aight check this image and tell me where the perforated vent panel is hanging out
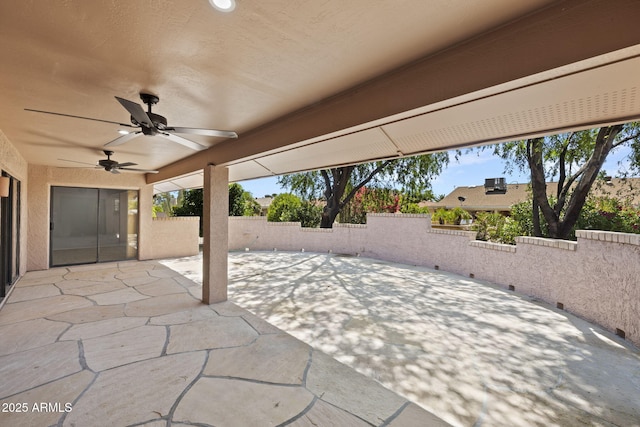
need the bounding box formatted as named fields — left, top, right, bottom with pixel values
left=386, top=57, right=640, bottom=153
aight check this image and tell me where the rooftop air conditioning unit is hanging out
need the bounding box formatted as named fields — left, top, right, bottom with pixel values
left=484, top=177, right=507, bottom=194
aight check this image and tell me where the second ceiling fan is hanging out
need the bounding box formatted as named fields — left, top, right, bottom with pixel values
left=26, top=93, right=238, bottom=151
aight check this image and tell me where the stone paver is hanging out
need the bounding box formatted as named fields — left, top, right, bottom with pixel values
left=0, top=295, right=92, bottom=325
left=7, top=284, right=61, bottom=302
left=60, top=316, right=148, bottom=341
left=173, top=378, right=314, bottom=426
left=0, top=370, right=95, bottom=427
left=204, top=334, right=311, bottom=384
left=87, top=287, right=148, bottom=305
left=82, top=325, right=167, bottom=371
left=166, top=317, right=258, bottom=353
left=0, top=341, right=81, bottom=397
left=163, top=251, right=640, bottom=427
left=0, top=259, right=441, bottom=426
left=0, top=318, right=69, bottom=355
left=64, top=351, right=206, bottom=427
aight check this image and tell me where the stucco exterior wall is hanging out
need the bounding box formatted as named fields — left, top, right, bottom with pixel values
left=27, top=165, right=153, bottom=270
left=0, top=130, right=28, bottom=276
left=148, top=217, right=200, bottom=259
left=229, top=214, right=640, bottom=346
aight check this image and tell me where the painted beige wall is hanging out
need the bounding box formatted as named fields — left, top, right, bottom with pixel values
left=0, top=130, right=28, bottom=276
left=27, top=165, right=154, bottom=270
left=148, top=217, right=200, bottom=259
left=229, top=214, right=640, bottom=347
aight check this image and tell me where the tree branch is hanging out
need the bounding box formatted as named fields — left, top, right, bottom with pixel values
left=340, top=161, right=391, bottom=208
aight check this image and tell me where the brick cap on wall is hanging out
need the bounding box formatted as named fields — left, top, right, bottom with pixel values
left=576, top=230, right=640, bottom=245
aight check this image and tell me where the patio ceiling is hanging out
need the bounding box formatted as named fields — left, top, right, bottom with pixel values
left=1, top=1, right=640, bottom=193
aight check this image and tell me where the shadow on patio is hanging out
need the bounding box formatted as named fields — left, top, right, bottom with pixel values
left=164, top=251, right=640, bottom=427
left=0, top=260, right=447, bottom=426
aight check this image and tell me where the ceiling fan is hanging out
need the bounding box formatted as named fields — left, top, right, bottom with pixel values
left=25, top=93, right=238, bottom=150
left=60, top=150, right=159, bottom=174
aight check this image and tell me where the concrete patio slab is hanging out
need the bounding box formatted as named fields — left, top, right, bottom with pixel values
left=162, top=251, right=640, bottom=427
left=0, top=259, right=439, bottom=426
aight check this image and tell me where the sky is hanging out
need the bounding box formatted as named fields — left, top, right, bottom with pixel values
left=238, top=145, right=634, bottom=200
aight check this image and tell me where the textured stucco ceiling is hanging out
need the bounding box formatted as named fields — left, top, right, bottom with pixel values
left=1, top=0, right=639, bottom=192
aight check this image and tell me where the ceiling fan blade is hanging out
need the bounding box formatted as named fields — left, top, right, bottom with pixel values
left=115, top=97, right=155, bottom=128
left=117, top=162, right=137, bottom=167
left=167, top=127, right=238, bottom=139
left=119, top=167, right=159, bottom=174
left=104, top=131, right=141, bottom=147
left=58, top=158, right=98, bottom=166
left=25, top=109, right=137, bottom=128
left=159, top=132, right=207, bottom=151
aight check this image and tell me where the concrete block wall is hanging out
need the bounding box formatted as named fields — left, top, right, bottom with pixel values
left=148, top=217, right=200, bottom=259
left=229, top=214, right=640, bottom=346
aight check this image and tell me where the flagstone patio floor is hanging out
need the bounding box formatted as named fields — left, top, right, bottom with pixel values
left=0, top=259, right=448, bottom=427
left=162, top=251, right=640, bottom=427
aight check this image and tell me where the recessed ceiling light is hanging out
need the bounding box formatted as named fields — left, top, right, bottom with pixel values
left=118, top=130, right=130, bottom=135
left=209, top=0, right=236, bottom=12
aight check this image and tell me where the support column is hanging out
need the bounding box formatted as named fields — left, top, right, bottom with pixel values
left=202, top=165, right=228, bottom=304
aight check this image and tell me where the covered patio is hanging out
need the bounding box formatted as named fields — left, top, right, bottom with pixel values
left=0, top=260, right=447, bottom=426
left=1, top=2, right=640, bottom=426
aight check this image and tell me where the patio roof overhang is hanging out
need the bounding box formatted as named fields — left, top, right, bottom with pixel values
left=1, top=1, right=639, bottom=190
left=147, top=0, right=640, bottom=191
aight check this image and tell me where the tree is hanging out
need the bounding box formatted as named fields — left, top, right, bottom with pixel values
left=491, top=123, right=640, bottom=239
left=228, top=183, right=246, bottom=216
left=267, top=193, right=302, bottom=222
left=243, top=196, right=261, bottom=216
left=172, top=184, right=260, bottom=235
left=173, top=188, right=204, bottom=236
left=278, top=154, right=448, bottom=228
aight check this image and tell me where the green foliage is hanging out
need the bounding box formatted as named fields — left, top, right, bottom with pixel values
left=466, top=193, right=640, bottom=244
left=576, top=197, right=640, bottom=234
left=431, top=208, right=449, bottom=224
left=244, top=197, right=261, bottom=216
left=279, top=154, right=448, bottom=201
left=297, top=201, right=322, bottom=228
left=266, top=194, right=322, bottom=227
left=472, top=212, right=523, bottom=245
left=340, top=187, right=401, bottom=224
left=171, top=184, right=261, bottom=236
left=172, top=189, right=203, bottom=217
left=172, top=189, right=204, bottom=236
left=228, top=183, right=246, bottom=216
left=400, top=203, right=431, bottom=214
left=278, top=153, right=449, bottom=227
left=267, top=193, right=302, bottom=222
left=153, top=192, right=176, bottom=217
left=483, top=123, right=640, bottom=238
left=448, top=207, right=472, bottom=225
left=431, top=207, right=472, bottom=225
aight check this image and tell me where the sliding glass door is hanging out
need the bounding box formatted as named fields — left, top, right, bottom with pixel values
left=1, top=173, right=20, bottom=299
left=50, top=187, right=138, bottom=266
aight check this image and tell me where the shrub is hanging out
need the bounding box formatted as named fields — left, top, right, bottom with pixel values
left=267, top=193, right=302, bottom=222
left=472, top=212, right=523, bottom=245
left=297, top=201, right=322, bottom=228
left=400, top=203, right=431, bottom=214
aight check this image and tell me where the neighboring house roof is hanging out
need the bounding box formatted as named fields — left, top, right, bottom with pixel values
left=255, top=197, right=274, bottom=210
left=590, top=178, right=640, bottom=206
left=423, top=183, right=533, bottom=211
left=422, top=178, right=640, bottom=211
